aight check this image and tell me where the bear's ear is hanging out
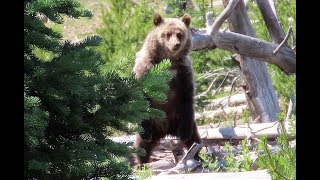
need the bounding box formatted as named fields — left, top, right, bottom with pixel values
left=153, top=13, right=163, bottom=26
left=181, top=13, right=191, bottom=27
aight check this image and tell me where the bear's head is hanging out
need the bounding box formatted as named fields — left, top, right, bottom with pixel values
left=153, top=13, right=191, bottom=56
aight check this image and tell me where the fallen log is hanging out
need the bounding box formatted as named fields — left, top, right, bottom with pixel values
left=199, top=121, right=292, bottom=140
left=111, top=121, right=293, bottom=144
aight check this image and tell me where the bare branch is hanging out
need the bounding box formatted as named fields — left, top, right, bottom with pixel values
left=191, top=31, right=216, bottom=51
left=222, top=26, right=228, bottom=32
left=196, top=68, right=225, bottom=81
left=178, top=142, right=202, bottom=164
left=195, top=73, right=226, bottom=98
left=273, top=26, right=292, bottom=54
left=191, top=13, right=296, bottom=74
left=252, top=115, right=260, bottom=124
left=211, top=0, right=240, bottom=35
left=190, top=0, right=296, bottom=74
left=205, top=11, right=214, bottom=33
left=256, top=0, right=285, bottom=43
left=233, top=111, right=238, bottom=127
left=228, top=75, right=241, bottom=102
left=213, top=31, right=296, bottom=74
left=285, top=90, right=295, bottom=121
left=211, top=72, right=229, bottom=96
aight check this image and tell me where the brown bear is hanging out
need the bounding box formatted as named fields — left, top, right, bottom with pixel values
left=133, top=13, right=202, bottom=164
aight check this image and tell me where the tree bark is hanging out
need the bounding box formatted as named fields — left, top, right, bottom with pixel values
left=256, top=0, right=285, bottom=44
left=222, top=0, right=280, bottom=123
left=191, top=28, right=296, bottom=74
left=199, top=121, right=292, bottom=140
left=190, top=0, right=296, bottom=75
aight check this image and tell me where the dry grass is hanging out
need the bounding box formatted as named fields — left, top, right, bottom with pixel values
left=45, top=0, right=107, bottom=42
left=45, top=0, right=224, bottom=43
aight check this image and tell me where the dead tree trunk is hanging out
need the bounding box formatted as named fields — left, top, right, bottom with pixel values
left=222, top=0, right=280, bottom=123
left=189, top=0, right=295, bottom=122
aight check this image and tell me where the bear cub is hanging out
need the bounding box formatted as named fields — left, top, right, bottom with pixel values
left=133, top=13, right=201, bottom=164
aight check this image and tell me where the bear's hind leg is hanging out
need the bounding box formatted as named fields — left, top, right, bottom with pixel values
left=183, top=124, right=202, bottom=161
left=135, top=135, right=159, bottom=165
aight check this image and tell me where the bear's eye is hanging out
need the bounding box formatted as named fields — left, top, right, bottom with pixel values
left=166, top=33, right=172, bottom=39
left=176, top=33, right=183, bottom=40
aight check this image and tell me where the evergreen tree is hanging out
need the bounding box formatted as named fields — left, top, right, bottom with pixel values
left=97, top=0, right=155, bottom=77
left=24, top=0, right=171, bottom=179
left=256, top=114, right=296, bottom=180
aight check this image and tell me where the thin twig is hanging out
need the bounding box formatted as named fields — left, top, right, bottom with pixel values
left=285, top=90, right=295, bottom=121
left=249, top=121, right=279, bottom=134
left=233, top=111, right=238, bottom=127
left=197, top=78, right=216, bottom=97
left=273, top=25, right=292, bottom=54
left=210, top=120, right=222, bottom=128
left=198, top=72, right=218, bottom=80
left=211, top=72, right=230, bottom=96
left=200, top=130, right=208, bottom=139
left=244, top=116, right=261, bottom=135
left=196, top=74, right=226, bottom=98
left=211, top=0, right=240, bottom=35
left=220, top=106, right=228, bottom=117
left=212, top=90, right=243, bottom=109
left=196, top=68, right=225, bottom=81
left=222, top=26, right=228, bottom=32
left=252, top=115, right=260, bottom=124
left=228, top=75, right=241, bottom=106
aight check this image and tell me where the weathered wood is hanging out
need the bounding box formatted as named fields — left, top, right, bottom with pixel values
left=178, top=142, right=202, bottom=164
left=190, top=0, right=296, bottom=74
left=149, top=170, right=271, bottom=180
left=285, top=90, right=295, bottom=121
left=256, top=0, right=285, bottom=44
left=111, top=122, right=293, bottom=144
left=211, top=0, right=240, bottom=34
left=146, top=143, right=202, bottom=174
left=222, top=0, right=281, bottom=123
left=191, top=31, right=216, bottom=51
left=191, top=28, right=296, bottom=74
left=199, top=121, right=292, bottom=140
left=147, top=159, right=176, bottom=171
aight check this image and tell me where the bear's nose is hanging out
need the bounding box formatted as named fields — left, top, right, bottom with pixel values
left=173, top=44, right=180, bottom=50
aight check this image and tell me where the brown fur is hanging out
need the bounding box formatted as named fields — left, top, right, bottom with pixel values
left=133, top=13, right=201, bottom=165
